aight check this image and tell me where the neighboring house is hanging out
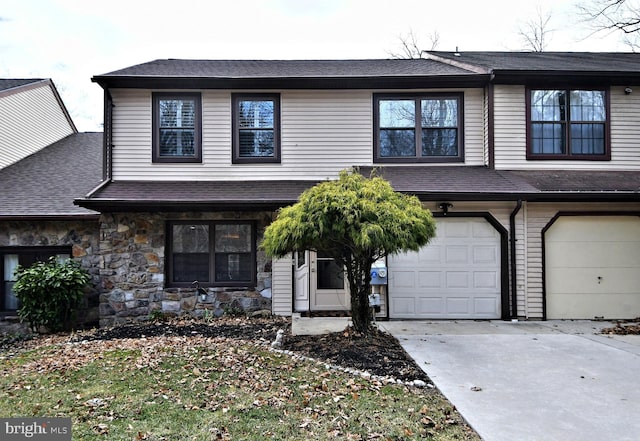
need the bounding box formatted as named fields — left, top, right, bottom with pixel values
left=74, top=53, right=640, bottom=327
left=0, top=79, right=77, bottom=169
left=0, top=131, right=103, bottom=332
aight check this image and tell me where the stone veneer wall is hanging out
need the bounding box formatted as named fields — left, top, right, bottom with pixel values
left=0, top=219, right=102, bottom=333
left=99, top=212, right=274, bottom=327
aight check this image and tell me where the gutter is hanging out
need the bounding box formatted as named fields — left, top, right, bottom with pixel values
left=509, top=199, right=523, bottom=319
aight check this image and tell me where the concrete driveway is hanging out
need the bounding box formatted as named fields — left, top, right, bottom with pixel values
left=379, top=320, right=640, bottom=441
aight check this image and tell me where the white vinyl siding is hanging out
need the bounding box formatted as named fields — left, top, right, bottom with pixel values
left=494, top=85, right=640, bottom=170
left=493, top=85, right=527, bottom=169
left=462, top=88, right=485, bottom=165
left=110, top=88, right=486, bottom=180
left=271, top=254, right=293, bottom=316
left=0, top=83, right=75, bottom=169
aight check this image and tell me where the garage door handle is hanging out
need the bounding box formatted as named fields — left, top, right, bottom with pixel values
left=597, top=276, right=602, bottom=284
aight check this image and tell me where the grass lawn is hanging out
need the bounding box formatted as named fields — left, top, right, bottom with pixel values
left=0, top=333, right=479, bottom=440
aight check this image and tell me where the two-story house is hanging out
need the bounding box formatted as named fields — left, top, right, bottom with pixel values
left=0, top=78, right=103, bottom=331
left=75, top=53, right=640, bottom=327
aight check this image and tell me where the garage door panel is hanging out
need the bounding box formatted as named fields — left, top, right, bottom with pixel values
left=548, top=267, right=640, bottom=294
left=546, top=216, right=640, bottom=320
left=546, top=242, right=640, bottom=267
left=547, top=293, right=640, bottom=319
left=445, top=246, right=468, bottom=264
left=391, top=270, right=415, bottom=288
left=475, top=297, right=500, bottom=315
left=418, top=271, right=442, bottom=288
left=472, top=221, right=499, bottom=238
left=389, top=218, right=502, bottom=319
left=444, top=221, right=471, bottom=238
left=473, top=245, right=498, bottom=264
left=474, top=271, right=499, bottom=289
left=550, top=217, right=640, bottom=241
left=446, top=271, right=469, bottom=288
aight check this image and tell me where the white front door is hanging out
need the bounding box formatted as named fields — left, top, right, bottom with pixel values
left=545, top=216, right=640, bottom=320
left=310, top=251, right=350, bottom=311
left=388, top=217, right=502, bottom=319
left=293, top=251, right=310, bottom=312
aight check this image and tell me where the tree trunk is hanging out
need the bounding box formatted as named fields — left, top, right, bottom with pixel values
left=346, top=256, right=374, bottom=333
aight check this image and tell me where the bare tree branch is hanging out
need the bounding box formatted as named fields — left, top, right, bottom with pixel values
left=517, top=6, right=554, bottom=52
left=578, top=0, right=640, bottom=36
left=387, top=29, right=440, bottom=59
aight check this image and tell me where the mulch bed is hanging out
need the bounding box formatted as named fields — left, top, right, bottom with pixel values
left=1, top=316, right=429, bottom=383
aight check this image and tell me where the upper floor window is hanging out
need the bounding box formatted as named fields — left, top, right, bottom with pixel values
left=232, top=94, right=280, bottom=164
left=527, top=89, right=610, bottom=160
left=374, top=93, right=464, bottom=163
left=152, top=93, right=202, bottom=163
left=166, top=221, right=256, bottom=288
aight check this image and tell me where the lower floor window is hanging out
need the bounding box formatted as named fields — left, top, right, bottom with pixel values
left=167, top=221, right=256, bottom=287
left=1, top=247, right=71, bottom=312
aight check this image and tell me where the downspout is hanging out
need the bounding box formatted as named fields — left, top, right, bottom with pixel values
left=509, top=199, right=523, bottom=319
left=104, top=89, right=114, bottom=181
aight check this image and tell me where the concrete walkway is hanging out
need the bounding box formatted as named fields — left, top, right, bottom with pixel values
left=379, top=320, right=640, bottom=441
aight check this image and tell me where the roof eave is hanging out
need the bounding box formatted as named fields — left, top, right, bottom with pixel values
left=91, top=74, right=491, bottom=90
left=0, top=213, right=100, bottom=221
left=491, top=70, right=640, bottom=86
left=73, top=198, right=294, bottom=212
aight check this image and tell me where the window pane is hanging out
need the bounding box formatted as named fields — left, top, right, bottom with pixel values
left=531, top=90, right=565, bottom=121
left=379, top=100, right=415, bottom=128
left=422, top=128, right=458, bottom=156
left=172, top=225, right=209, bottom=253
left=531, top=123, right=565, bottom=154
left=421, top=99, right=458, bottom=127
left=215, top=224, right=251, bottom=252
left=215, top=253, right=252, bottom=282
left=159, top=129, right=195, bottom=156
left=238, top=100, right=274, bottom=128
left=380, top=129, right=415, bottom=157
left=3, top=254, right=19, bottom=311
left=570, top=91, right=605, bottom=122
left=571, top=123, right=605, bottom=154
left=172, top=224, right=209, bottom=283
left=238, top=130, right=274, bottom=157
left=317, top=259, right=345, bottom=289
left=160, top=99, right=195, bottom=128
left=173, top=253, right=210, bottom=282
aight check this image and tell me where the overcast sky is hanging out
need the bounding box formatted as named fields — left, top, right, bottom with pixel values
left=0, top=0, right=631, bottom=132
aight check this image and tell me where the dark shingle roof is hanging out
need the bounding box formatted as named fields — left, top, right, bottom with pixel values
left=359, top=166, right=539, bottom=199
left=0, top=133, right=103, bottom=218
left=426, top=51, right=640, bottom=73
left=92, top=59, right=489, bottom=90
left=0, top=79, right=44, bottom=92
left=507, top=170, right=640, bottom=192
left=75, top=180, right=320, bottom=212
left=76, top=166, right=640, bottom=211
left=97, top=58, right=475, bottom=79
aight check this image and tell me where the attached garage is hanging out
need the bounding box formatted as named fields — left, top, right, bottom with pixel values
left=387, top=216, right=506, bottom=319
left=545, top=215, right=640, bottom=320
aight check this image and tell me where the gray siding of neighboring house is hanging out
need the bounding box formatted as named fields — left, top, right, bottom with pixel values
left=0, top=82, right=76, bottom=169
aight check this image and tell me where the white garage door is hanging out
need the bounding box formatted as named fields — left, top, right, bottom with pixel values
left=388, top=217, right=502, bottom=319
left=545, top=216, right=640, bottom=320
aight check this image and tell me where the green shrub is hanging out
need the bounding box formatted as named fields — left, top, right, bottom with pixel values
left=13, top=257, right=90, bottom=333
